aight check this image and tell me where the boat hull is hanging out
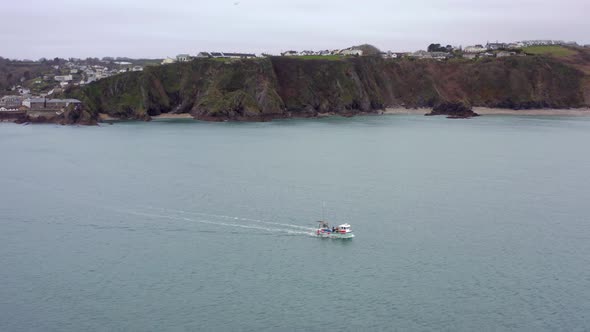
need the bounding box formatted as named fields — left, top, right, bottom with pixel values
left=316, top=231, right=354, bottom=239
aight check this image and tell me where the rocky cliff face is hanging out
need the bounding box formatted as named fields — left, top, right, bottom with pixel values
left=70, top=52, right=589, bottom=123
left=75, top=59, right=285, bottom=122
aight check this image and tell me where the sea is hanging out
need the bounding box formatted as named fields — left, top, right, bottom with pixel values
left=1, top=115, right=590, bottom=331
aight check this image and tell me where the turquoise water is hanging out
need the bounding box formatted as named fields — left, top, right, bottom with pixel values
left=1, top=115, right=590, bottom=331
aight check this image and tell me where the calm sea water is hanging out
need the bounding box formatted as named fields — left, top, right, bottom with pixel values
left=1, top=115, right=590, bottom=331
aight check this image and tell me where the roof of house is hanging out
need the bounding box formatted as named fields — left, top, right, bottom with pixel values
left=223, top=53, right=256, bottom=57
left=25, top=98, right=45, bottom=103
left=57, top=99, right=81, bottom=103
left=25, top=98, right=81, bottom=103
left=0, top=95, right=23, bottom=100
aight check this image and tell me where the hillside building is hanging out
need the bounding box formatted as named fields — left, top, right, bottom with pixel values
left=176, top=54, right=191, bottom=62
left=161, top=57, right=176, bottom=65
left=196, top=52, right=256, bottom=59
left=23, top=98, right=81, bottom=111
left=464, top=45, right=487, bottom=53
left=54, top=75, right=73, bottom=82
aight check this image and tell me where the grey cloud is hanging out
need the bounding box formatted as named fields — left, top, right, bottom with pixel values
left=2, top=0, right=588, bottom=59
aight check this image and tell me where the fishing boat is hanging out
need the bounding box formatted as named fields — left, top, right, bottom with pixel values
left=316, top=221, right=354, bottom=239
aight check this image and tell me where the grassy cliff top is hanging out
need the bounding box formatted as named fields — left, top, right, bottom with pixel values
left=523, top=45, right=578, bottom=57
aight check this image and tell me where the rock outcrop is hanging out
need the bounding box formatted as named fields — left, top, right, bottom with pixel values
left=426, top=101, right=480, bottom=118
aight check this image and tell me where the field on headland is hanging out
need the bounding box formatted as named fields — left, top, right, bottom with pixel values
left=523, top=45, right=577, bottom=57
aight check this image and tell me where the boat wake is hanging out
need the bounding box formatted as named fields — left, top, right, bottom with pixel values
left=146, top=206, right=316, bottom=231
left=109, top=207, right=316, bottom=237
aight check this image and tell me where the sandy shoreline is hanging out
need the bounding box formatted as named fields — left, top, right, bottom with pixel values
left=95, top=108, right=590, bottom=122
left=98, top=113, right=119, bottom=121
left=151, top=113, right=194, bottom=119
left=98, top=113, right=195, bottom=121
left=384, top=107, right=590, bottom=116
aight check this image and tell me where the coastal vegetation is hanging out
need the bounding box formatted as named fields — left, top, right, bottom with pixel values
left=523, top=45, right=577, bottom=57
left=0, top=57, right=55, bottom=93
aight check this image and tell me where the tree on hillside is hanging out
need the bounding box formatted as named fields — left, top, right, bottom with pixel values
left=428, top=43, right=440, bottom=52
left=352, top=44, right=381, bottom=56
left=427, top=43, right=453, bottom=52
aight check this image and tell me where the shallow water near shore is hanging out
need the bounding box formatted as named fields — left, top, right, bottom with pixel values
left=1, top=114, right=590, bottom=331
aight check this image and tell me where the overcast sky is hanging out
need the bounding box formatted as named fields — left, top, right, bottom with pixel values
left=4, top=0, right=589, bottom=59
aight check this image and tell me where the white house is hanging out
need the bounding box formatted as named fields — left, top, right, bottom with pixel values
left=486, top=43, right=507, bottom=50
left=54, top=75, right=73, bottom=82
left=176, top=54, right=191, bottom=62
left=464, top=45, right=486, bottom=53
left=161, top=57, right=176, bottom=65
left=431, top=52, right=451, bottom=60
left=195, top=52, right=256, bottom=59
left=221, top=53, right=256, bottom=59
left=380, top=51, right=399, bottom=59
left=300, top=50, right=318, bottom=56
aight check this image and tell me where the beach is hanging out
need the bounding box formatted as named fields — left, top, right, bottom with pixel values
left=98, top=112, right=195, bottom=121
left=151, top=113, right=194, bottom=119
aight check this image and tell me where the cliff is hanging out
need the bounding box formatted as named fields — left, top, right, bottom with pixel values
left=73, top=59, right=285, bottom=121
left=68, top=49, right=590, bottom=123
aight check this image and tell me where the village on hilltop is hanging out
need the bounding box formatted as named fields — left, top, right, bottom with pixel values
left=162, top=40, right=581, bottom=63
